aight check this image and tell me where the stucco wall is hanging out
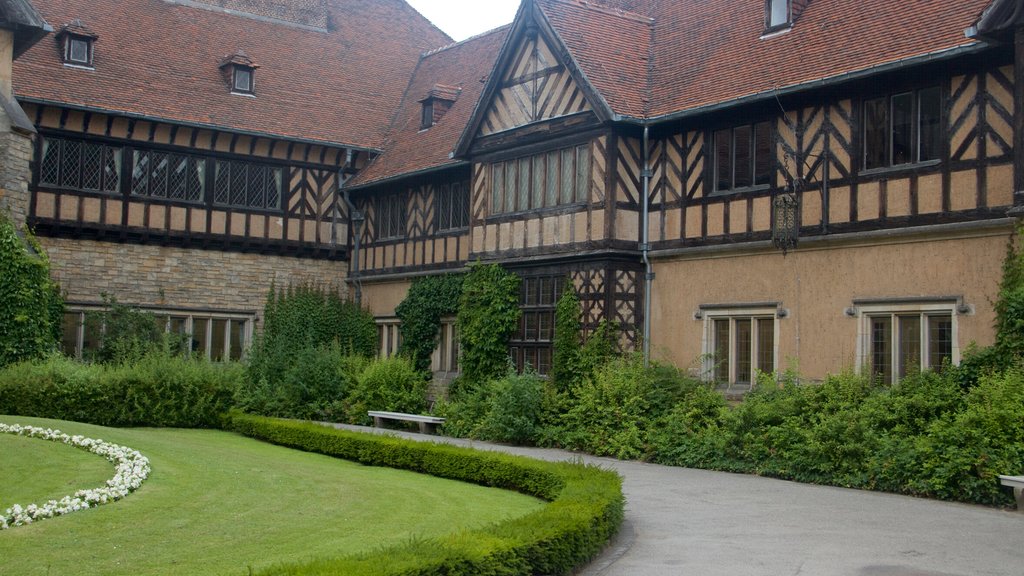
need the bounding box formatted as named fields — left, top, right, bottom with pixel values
left=359, top=278, right=413, bottom=317
left=41, top=237, right=348, bottom=324
left=649, top=224, right=1013, bottom=380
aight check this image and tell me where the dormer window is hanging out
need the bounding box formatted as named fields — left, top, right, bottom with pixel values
left=767, top=0, right=790, bottom=29
left=418, top=84, right=461, bottom=130
left=56, top=20, right=97, bottom=68
left=220, top=50, right=259, bottom=96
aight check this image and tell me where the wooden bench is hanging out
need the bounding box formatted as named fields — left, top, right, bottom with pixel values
left=367, top=411, right=445, bottom=435
left=999, top=475, right=1024, bottom=512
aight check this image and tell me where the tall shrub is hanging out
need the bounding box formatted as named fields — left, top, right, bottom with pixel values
left=456, top=263, right=521, bottom=384
left=551, top=281, right=582, bottom=391
left=84, top=295, right=171, bottom=364
left=395, top=274, right=464, bottom=372
left=0, top=213, right=63, bottom=368
left=242, top=284, right=376, bottom=418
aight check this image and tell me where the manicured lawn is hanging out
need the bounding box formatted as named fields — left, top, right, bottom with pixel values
left=0, top=416, right=545, bottom=576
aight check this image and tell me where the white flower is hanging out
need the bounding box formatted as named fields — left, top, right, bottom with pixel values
left=0, top=423, right=151, bottom=530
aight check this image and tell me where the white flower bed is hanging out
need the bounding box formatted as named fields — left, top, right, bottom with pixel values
left=0, top=423, right=151, bottom=530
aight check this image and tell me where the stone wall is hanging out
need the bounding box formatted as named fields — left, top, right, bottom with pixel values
left=41, top=237, right=348, bottom=324
left=0, top=129, right=33, bottom=228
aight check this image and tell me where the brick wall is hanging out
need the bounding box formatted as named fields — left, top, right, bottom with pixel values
left=40, top=237, right=349, bottom=323
left=0, top=129, right=33, bottom=228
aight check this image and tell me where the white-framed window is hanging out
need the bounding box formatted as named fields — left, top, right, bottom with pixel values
left=377, top=319, right=402, bottom=358
left=232, top=65, right=255, bottom=94
left=60, top=306, right=253, bottom=362
left=700, top=305, right=780, bottom=385
left=854, top=299, right=960, bottom=384
left=431, top=318, right=460, bottom=374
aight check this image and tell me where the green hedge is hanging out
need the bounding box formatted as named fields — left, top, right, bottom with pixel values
left=230, top=414, right=624, bottom=576
left=0, top=354, right=242, bottom=428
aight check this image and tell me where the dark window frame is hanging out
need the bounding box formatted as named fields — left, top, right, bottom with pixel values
left=510, top=275, right=564, bottom=376
left=231, top=65, right=255, bottom=95
left=376, top=193, right=407, bottom=240
left=765, top=0, right=791, bottom=32
left=61, top=34, right=94, bottom=67
left=421, top=100, right=434, bottom=130
left=38, top=135, right=122, bottom=193
left=712, top=120, right=774, bottom=194
left=435, top=181, right=469, bottom=232
left=862, top=86, right=942, bottom=171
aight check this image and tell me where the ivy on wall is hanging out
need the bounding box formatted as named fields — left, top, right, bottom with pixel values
left=395, top=274, right=464, bottom=373
left=0, top=212, right=63, bottom=368
left=456, top=263, right=521, bottom=385
left=552, top=280, right=582, bottom=391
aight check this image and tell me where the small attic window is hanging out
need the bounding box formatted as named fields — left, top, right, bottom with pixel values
left=418, top=84, right=461, bottom=130
left=56, top=20, right=98, bottom=68
left=420, top=100, right=435, bottom=130
left=767, top=0, right=790, bottom=28
left=220, top=50, right=259, bottom=96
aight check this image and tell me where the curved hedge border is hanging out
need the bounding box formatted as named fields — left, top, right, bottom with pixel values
left=230, top=413, right=624, bottom=576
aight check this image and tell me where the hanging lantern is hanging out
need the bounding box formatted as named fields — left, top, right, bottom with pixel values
left=772, top=192, right=799, bottom=254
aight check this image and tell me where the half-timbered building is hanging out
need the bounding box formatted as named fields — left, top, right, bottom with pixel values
left=347, top=0, right=1024, bottom=388
left=10, top=0, right=1024, bottom=388
left=11, top=0, right=449, bottom=360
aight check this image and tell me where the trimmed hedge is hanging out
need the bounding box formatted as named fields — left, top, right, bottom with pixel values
left=0, top=354, right=242, bottom=428
left=230, top=414, right=624, bottom=576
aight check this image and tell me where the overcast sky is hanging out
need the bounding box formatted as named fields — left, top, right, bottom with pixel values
left=405, top=0, right=521, bottom=41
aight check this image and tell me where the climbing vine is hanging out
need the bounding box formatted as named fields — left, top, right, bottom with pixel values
left=395, top=274, right=464, bottom=372
left=0, top=212, right=63, bottom=368
left=456, top=262, right=521, bottom=385
left=551, top=280, right=582, bottom=391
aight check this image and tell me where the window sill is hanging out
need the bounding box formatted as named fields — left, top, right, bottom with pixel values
left=62, top=63, right=95, bottom=71
left=859, top=159, right=940, bottom=178
left=708, top=184, right=771, bottom=198
left=230, top=91, right=257, bottom=98
left=760, top=24, right=792, bottom=39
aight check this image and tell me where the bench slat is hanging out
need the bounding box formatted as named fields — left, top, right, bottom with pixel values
left=367, top=411, right=445, bottom=424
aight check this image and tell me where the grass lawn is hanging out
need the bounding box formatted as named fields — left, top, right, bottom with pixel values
left=0, top=416, right=545, bottom=576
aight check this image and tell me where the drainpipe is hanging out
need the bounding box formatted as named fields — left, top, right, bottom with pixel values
left=338, top=152, right=363, bottom=306
left=641, top=125, right=653, bottom=367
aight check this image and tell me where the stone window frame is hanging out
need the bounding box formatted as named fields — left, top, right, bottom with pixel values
left=851, top=298, right=963, bottom=384
left=60, top=305, right=254, bottom=362
left=698, top=303, right=782, bottom=385
left=376, top=318, right=402, bottom=358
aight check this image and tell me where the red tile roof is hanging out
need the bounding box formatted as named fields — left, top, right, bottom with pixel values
left=535, top=0, right=993, bottom=120
left=349, top=26, right=509, bottom=188
left=537, top=0, right=651, bottom=119
left=13, top=0, right=451, bottom=150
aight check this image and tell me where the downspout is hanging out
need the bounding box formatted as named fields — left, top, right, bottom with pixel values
left=338, top=151, right=363, bottom=306
left=641, top=125, right=653, bottom=367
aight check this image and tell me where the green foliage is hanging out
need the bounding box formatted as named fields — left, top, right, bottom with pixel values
left=456, top=263, right=521, bottom=385
left=0, top=353, right=241, bottom=428
left=242, top=284, right=376, bottom=419
left=396, top=274, right=464, bottom=373
left=346, top=356, right=428, bottom=423
left=0, top=213, right=63, bottom=369
left=551, top=282, right=581, bottom=391
left=229, top=414, right=624, bottom=576
left=84, top=295, right=176, bottom=364
left=473, top=370, right=546, bottom=445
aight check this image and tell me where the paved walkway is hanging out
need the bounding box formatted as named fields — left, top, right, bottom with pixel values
left=327, top=424, right=1023, bottom=576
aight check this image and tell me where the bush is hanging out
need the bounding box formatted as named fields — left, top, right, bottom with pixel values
left=0, top=213, right=63, bottom=369
left=242, top=284, right=376, bottom=419
left=346, top=357, right=428, bottom=424
left=83, top=295, right=176, bottom=364
left=229, top=414, right=624, bottom=576
left=236, top=345, right=366, bottom=422
left=457, top=263, right=521, bottom=385
left=474, top=370, right=545, bottom=445
left=0, top=353, right=241, bottom=428
left=396, top=274, right=463, bottom=373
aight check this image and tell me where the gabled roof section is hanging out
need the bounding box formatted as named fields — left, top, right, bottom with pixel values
left=973, top=0, right=1024, bottom=36
left=13, top=0, right=451, bottom=150
left=0, top=0, right=51, bottom=58
left=535, top=0, right=651, bottom=120
left=455, top=0, right=618, bottom=156
left=347, top=25, right=509, bottom=189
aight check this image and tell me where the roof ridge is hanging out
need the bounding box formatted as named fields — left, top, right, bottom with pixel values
left=422, top=23, right=514, bottom=58
left=546, top=0, right=654, bottom=25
